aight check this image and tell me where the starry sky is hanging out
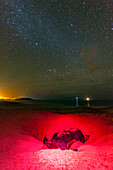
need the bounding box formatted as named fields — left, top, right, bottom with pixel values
left=0, top=0, right=113, bottom=100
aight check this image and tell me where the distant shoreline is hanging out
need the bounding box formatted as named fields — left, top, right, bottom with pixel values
left=0, top=99, right=113, bottom=114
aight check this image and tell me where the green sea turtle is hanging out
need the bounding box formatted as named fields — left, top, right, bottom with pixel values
left=43, top=128, right=90, bottom=151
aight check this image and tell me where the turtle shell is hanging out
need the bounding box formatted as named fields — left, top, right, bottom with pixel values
left=43, top=128, right=85, bottom=150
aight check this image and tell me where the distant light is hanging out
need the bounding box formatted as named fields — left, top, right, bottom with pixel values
left=11, top=98, right=16, bottom=100
left=0, top=96, right=8, bottom=100
left=76, top=97, right=79, bottom=107
left=0, top=96, right=14, bottom=100
left=86, top=98, right=90, bottom=101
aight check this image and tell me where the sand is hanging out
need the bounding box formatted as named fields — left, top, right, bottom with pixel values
left=0, top=107, right=113, bottom=169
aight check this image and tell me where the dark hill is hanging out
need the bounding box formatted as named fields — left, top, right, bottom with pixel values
left=16, top=98, right=34, bottom=101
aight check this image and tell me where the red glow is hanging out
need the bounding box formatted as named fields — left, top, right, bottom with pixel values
left=38, top=114, right=108, bottom=143
left=0, top=110, right=113, bottom=169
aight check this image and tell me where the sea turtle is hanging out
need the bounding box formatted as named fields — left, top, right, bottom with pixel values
left=43, top=128, right=90, bottom=151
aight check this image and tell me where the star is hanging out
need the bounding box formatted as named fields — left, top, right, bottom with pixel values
left=36, top=43, right=39, bottom=46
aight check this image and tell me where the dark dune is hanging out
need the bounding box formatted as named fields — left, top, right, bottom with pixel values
left=15, top=97, right=34, bottom=101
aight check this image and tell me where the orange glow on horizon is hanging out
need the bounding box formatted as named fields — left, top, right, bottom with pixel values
left=0, top=96, right=15, bottom=100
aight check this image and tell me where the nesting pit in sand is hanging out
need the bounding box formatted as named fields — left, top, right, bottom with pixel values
left=0, top=109, right=113, bottom=169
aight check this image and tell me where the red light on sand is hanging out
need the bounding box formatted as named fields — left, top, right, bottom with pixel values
left=39, top=114, right=88, bottom=142
left=0, top=110, right=113, bottom=169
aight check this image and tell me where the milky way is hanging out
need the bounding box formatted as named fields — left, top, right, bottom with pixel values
left=0, top=0, right=113, bottom=99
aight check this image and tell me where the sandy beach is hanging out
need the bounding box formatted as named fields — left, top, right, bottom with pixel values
left=0, top=104, right=113, bottom=169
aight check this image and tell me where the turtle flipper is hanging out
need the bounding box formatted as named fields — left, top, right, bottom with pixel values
left=43, top=135, right=52, bottom=148
left=43, top=135, right=49, bottom=144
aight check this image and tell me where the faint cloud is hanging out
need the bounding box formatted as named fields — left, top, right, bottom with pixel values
left=82, top=45, right=98, bottom=73
left=84, top=60, right=96, bottom=72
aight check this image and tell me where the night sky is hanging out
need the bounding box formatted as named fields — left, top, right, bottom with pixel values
left=0, top=0, right=113, bottom=100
